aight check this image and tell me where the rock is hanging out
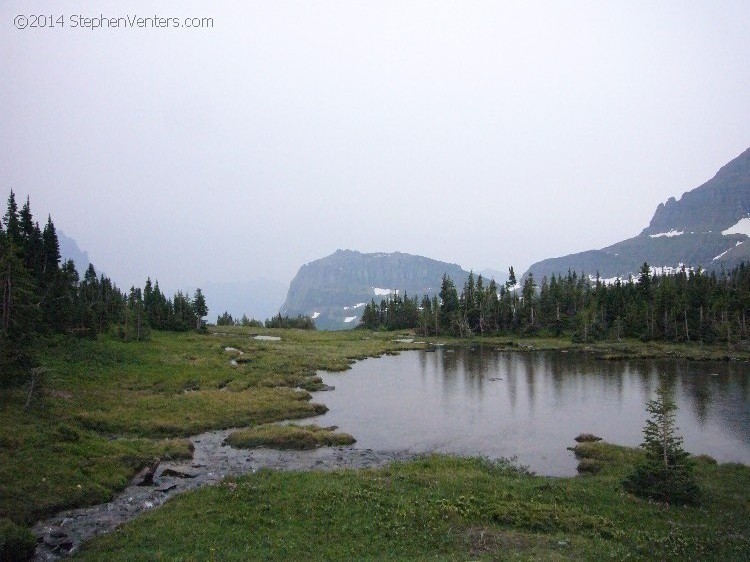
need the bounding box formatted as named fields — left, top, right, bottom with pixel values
left=43, top=529, right=73, bottom=552
left=134, top=458, right=161, bottom=486
left=161, top=468, right=197, bottom=479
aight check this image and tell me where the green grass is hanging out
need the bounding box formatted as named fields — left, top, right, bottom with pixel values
left=2, top=327, right=748, bottom=559
left=225, top=423, right=356, bottom=450
left=0, top=328, right=417, bottom=525
left=74, top=448, right=750, bottom=561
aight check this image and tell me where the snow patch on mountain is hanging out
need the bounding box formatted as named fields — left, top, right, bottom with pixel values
left=649, top=230, right=684, bottom=238
left=649, top=264, right=694, bottom=276
left=373, top=287, right=397, bottom=296
left=588, top=275, right=625, bottom=286
left=722, top=217, right=750, bottom=236
left=343, top=316, right=358, bottom=323
left=713, top=250, right=730, bottom=261
left=714, top=240, right=747, bottom=261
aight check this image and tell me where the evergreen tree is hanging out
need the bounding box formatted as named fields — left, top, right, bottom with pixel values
left=18, top=198, right=43, bottom=278
left=192, top=288, right=208, bottom=330
left=170, top=291, right=195, bottom=331
left=439, top=274, right=459, bottom=334
left=623, top=385, right=701, bottom=505
left=217, top=311, right=235, bottom=326
left=521, top=273, right=537, bottom=330
left=0, top=238, right=39, bottom=373
left=3, top=190, right=21, bottom=247
left=120, top=287, right=151, bottom=341
left=239, top=314, right=262, bottom=327
left=41, top=216, right=61, bottom=277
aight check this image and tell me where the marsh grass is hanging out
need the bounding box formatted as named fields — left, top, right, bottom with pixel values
left=75, top=451, right=750, bottom=561
left=225, top=423, right=356, bottom=450
left=0, top=328, right=414, bottom=526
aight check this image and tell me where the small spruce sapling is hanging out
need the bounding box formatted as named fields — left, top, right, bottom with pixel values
left=622, top=384, right=701, bottom=505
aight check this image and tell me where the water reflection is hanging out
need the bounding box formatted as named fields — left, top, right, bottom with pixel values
left=312, top=348, right=750, bottom=476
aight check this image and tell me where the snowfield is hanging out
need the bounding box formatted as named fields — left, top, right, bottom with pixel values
left=722, top=217, right=750, bottom=237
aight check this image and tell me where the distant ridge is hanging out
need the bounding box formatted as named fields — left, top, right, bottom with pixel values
left=524, top=147, right=750, bottom=281
left=203, top=279, right=287, bottom=324
left=280, top=249, right=470, bottom=330
left=58, top=230, right=91, bottom=274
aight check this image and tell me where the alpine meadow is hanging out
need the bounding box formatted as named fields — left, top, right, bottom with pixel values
left=1, top=190, right=749, bottom=560
left=3, top=2, right=750, bottom=560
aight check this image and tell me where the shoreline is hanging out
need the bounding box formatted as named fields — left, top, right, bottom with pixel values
left=413, top=334, right=750, bottom=362
left=32, top=429, right=417, bottom=560
left=23, top=332, right=750, bottom=559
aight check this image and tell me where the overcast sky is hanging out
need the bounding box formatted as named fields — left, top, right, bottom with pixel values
left=3, top=1, right=750, bottom=295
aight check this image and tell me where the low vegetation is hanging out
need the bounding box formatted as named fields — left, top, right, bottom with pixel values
left=225, top=423, right=356, bottom=450
left=1, top=321, right=747, bottom=559
left=0, top=328, right=418, bottom=527
left=76, top=447, right=749, bottom=561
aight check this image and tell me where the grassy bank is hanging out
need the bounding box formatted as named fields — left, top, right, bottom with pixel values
left=75, top=443, right=749, bottom=561
left=0, top=328, right=417, bottom=525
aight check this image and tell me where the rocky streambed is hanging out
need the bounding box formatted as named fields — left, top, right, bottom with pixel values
left=33, top=429, right=416, bottom=560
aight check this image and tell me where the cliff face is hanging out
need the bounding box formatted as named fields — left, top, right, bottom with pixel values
left=645, top=146, right=750, bottom=235
left=525, top=147, right=750, bottom=281
left=280, top=249, right=470, bottom=329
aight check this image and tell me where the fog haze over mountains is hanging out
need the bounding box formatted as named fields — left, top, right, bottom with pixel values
left=3, top=2, right=749, bottom=306
left=58, top=144, right=750, bottom=325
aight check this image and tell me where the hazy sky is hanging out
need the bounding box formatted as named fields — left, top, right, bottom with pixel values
left=3, top=1, right=750, bottom=295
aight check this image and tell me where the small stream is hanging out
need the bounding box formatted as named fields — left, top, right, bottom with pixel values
left=33, top=429, right=415, bottom=559
left=33, top=338, right=417, bottom=559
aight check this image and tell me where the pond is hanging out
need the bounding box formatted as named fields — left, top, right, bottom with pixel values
left=311, top=348, right=750, bottom=476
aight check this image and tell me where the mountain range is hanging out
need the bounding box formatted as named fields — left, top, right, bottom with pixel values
left=523, top=146, right=750, bottom=281
left=57, top=146, right=750, bottom=328
left=280, top=249, right=472, bottom=329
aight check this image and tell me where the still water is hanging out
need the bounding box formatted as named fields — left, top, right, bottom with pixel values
left=311, top=348, right=750, bottom=476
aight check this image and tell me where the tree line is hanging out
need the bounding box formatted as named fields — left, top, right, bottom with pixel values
left=359, top=263, right=750, bottom=344
left=1, top=191, right=208, bottom=372
left=215, top=311, right=316, bottom=330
